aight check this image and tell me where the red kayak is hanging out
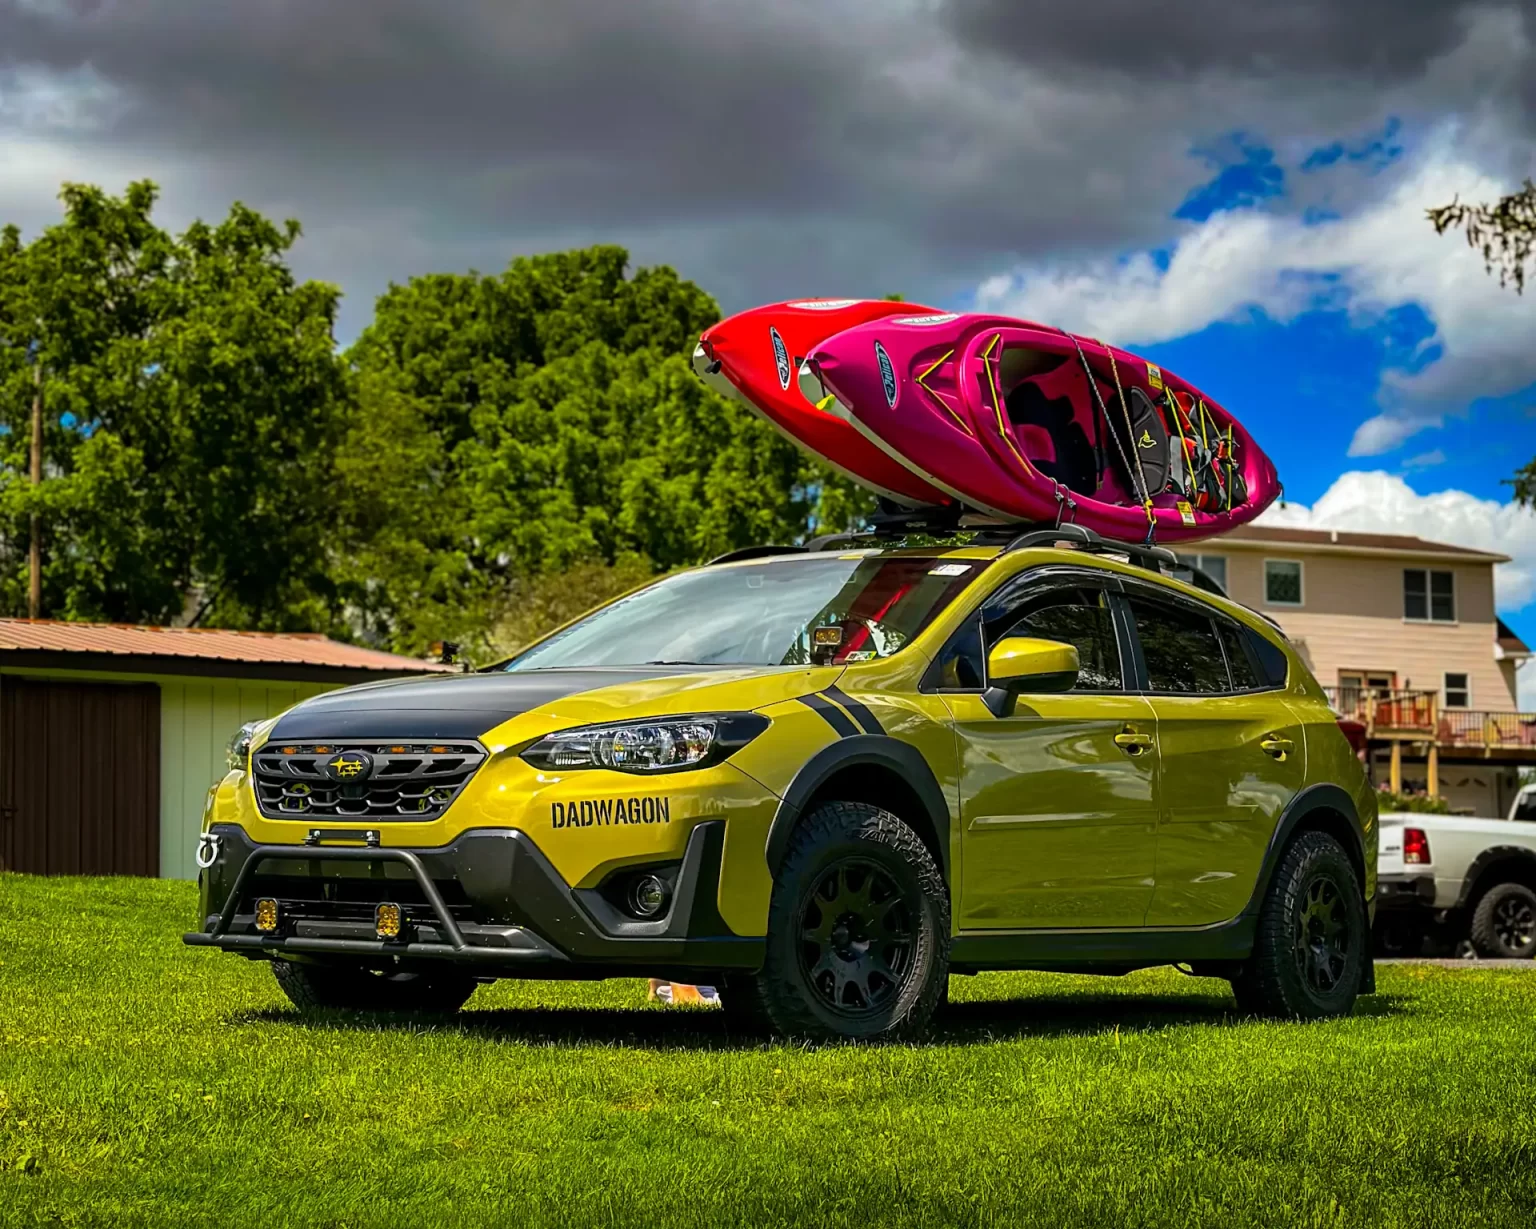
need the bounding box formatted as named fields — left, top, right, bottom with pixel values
left=692, top=300, right=952, bottom=507
left=799, top=313, right=1280, bottom=542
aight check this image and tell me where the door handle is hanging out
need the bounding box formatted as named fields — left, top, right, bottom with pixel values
left=1259, top=734, right=1294, bottom=760
left=1114, top=730, right=1154, bottom=754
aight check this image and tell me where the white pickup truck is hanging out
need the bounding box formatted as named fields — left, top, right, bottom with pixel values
left=1375, top=784, right=1536, bottom=958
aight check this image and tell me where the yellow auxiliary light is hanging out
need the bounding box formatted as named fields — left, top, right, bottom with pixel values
left=375, top=902, right=403, bottom=940
left=254, top=897, right=280, bottom=933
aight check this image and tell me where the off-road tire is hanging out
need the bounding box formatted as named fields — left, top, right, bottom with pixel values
left=1469, top=882, right=1536, bottom=959
left=271, top=960, right=478, bottom=1014
left=751, top=801, right=949, bottom=1042
left=1230, top=830, right=1367, bottom=1020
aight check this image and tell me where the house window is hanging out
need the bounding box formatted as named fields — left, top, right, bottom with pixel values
left=1264, top=559, right=1303, bottom=606
left=1444, top=672, right=1469, bottom=708
left=1173, top=553, right=1227, bottom=593
left=1404, top=569, right=1455, bottom=622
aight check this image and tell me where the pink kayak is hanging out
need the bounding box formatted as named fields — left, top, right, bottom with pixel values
left=799, top=312, right=1280, bottom=542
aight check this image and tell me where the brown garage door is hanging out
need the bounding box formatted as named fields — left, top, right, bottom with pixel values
left=0, top=677, right=161, bottom=876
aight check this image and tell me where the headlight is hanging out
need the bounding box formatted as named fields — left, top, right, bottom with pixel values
left=520, top=713, right=770, bottom=774
left=227, top=720, right=260, bottom=771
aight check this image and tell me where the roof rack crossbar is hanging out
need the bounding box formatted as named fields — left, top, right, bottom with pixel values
left=706, top=497, right=1230, bottom=597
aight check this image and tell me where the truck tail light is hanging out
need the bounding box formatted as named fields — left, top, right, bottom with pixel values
left=1403, top=827, right=1430, bottom=865
left=1335, top=715, right=1367, bottom=756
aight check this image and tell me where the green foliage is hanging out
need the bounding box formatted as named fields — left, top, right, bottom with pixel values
left=1375, top=788, right=1452, bottom=815
left=0, top=182, right=348, bottom=628
left=1429, top=179, right=1536, bottom=295
left=1428, top=182, right=1536, bottom=504
left=2, top=189, right=874, bottom=647
left=344, top=246, right=873, bottom=653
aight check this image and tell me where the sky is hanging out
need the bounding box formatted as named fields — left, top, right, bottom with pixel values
left=2, top=0, right=1534, bottom=701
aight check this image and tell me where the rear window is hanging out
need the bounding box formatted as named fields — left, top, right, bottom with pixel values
left=1245, top=626, right=1290, bottom=688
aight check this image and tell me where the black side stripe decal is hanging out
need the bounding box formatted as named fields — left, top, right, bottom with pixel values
left=797, top=693, right=859, bottom=739
left=822, top=685, right=883, bottom=735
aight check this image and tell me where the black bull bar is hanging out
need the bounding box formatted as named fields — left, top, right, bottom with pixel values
left=181, top=822, right=763, bottom=976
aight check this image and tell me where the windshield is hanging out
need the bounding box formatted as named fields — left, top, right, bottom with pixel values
left=502, top=554, right=986, bottom=671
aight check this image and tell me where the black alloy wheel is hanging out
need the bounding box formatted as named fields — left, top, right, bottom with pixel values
left=797, top=858, right=916, bottom=1017
left=1470, top=882, right=1536, bottom=959
left=1231, top=829, right=1367, bottom=1019
left=1492, top=894, right=1536, bottom=952
left=1294, top=872, right=1351, bottom=995
left=743, top=800, right=950, bottom=1042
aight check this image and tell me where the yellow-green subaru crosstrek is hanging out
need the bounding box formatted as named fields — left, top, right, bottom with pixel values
left=185, top=525, right=1378, bottom=1041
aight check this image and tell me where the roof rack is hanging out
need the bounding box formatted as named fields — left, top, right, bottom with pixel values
left=708, top=499, right=1231, bottom=597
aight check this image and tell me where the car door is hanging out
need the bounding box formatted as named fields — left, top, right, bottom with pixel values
left=934, top=570, right=1160, bottom=930
left=1120, top=586, right=1309, bottom=928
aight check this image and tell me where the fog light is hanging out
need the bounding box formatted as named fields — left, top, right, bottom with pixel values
left=254, top=897, right=279, bottom=933
left=375, top=902, right=403, bottom=940
left=628, top=874, right=670, bottom=919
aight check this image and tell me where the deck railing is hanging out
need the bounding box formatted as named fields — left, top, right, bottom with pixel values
left=1322, top=686, right=1536, bottom=752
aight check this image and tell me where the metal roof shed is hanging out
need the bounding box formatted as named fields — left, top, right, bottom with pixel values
left=0, top=620, right=450, bottom=880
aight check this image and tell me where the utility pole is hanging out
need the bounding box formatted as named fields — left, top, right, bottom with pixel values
left=29, top=359, right=42, bottom=619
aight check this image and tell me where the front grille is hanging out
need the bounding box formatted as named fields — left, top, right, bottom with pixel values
left=252, top=739, right=488, bottom=822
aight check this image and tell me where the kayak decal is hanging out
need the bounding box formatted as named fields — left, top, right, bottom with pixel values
left=876, top=341, right=898, bottom=408
left=787, top=299, right=858, bottom=310
left=770, top=327, right=792, bottom=389
left=915, top=349, right=975, bottom=436
left=893, top=313, right=960, bottom=326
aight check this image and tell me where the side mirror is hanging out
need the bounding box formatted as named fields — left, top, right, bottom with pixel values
left=983, top=636, right=1080, bottom=717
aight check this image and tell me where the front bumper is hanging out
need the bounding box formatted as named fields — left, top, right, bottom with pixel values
left=182, top=821, right=763, bottom=980
left=1374, top=871, right=1436, bottom=911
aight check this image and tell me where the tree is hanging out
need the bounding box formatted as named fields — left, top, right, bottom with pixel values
left=344, top=246, right=874, bottom=655
left=1429, top=180, right=1536, bottom=294
left=0, top=182, right=348, bottom=627
left=1428, top=180, right=1536, bottom=507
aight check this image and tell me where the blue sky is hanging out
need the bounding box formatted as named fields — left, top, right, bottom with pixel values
left=965, top=121, right=1536, bottom=679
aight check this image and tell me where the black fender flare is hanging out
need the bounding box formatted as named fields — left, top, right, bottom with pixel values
left=763, top=735, right=951, bottom=878
left=1242, top=782, right=1367, bottom=916
left=1453, top=846, right=1536, bottom=910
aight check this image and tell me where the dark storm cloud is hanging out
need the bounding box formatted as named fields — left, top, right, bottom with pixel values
left=0, top=0, right=1528, bottom=333
left=942, top=0, right=1510, bottom=82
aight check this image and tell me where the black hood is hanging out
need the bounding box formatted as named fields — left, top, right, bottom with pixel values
left=268, top=667, right=725, bottom=740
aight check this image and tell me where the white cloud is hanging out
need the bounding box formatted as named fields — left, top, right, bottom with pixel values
left=1258, top=471, right=1536, bottom=612
left=974, top=128, right=1536, bottom=456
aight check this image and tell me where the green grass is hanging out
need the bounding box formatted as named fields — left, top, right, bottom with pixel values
left=3, top=874, right=1535, bottom=1228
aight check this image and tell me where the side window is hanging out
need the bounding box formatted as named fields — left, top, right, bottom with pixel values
left=999, top=588, right=1123, bottom=691
left=1217, top=620, right=1261, bottom=690
left=1245, top=627, right=1290, bottom=688
left=1127, top=596, right=1229, bottom=693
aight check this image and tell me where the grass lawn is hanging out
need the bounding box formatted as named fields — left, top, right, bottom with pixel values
left=3, top=874, right=1535, bottom=1228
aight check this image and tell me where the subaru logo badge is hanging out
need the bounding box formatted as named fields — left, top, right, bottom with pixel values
left=770, top=327, right=791, bottom=389
left=876, top=341, right=898, bottom=408
left=324, top=750, right=374, bottom=783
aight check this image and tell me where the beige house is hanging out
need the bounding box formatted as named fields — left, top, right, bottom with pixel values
left=1177, top=526, right=1534, bottom=817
